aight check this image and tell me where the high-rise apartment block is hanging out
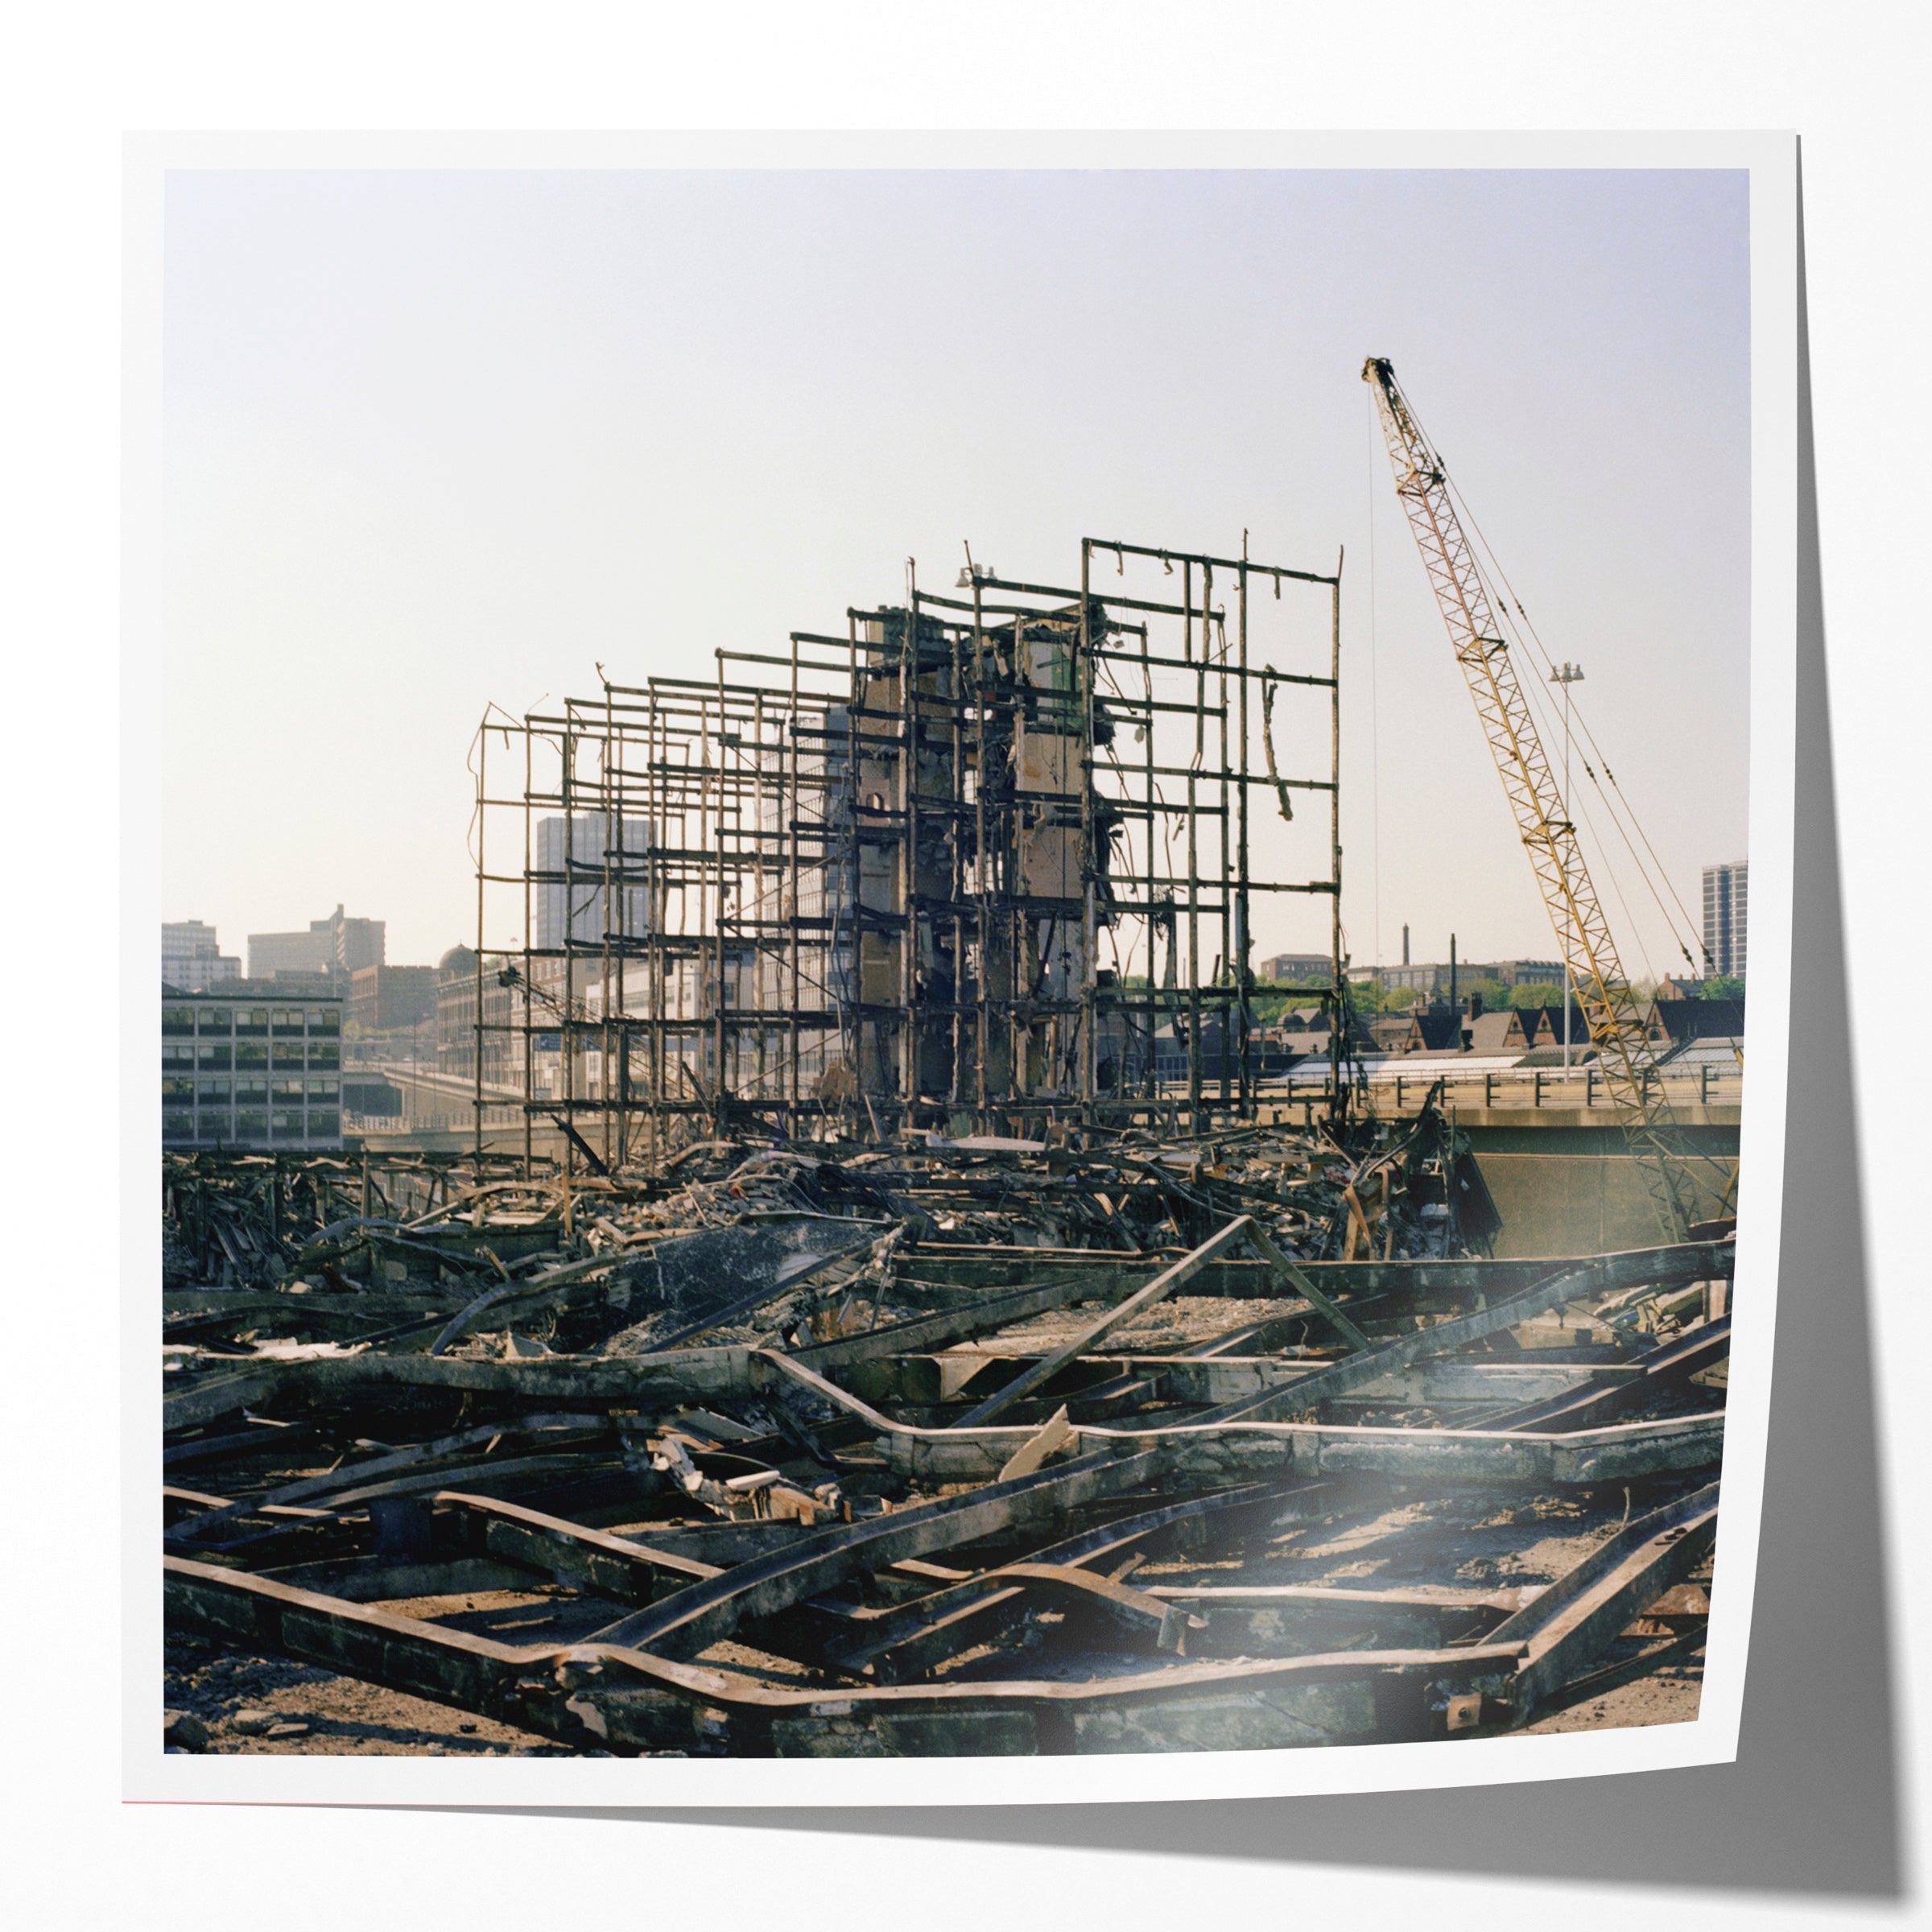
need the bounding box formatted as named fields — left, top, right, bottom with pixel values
left=535, top=815, right=654, bottom=952
left=161, top=920, right=241, bottom=991
left=1703, top=861, right=1748, bottom=979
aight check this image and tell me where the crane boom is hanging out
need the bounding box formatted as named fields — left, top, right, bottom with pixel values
left=1362, top=357, right=1697, bottom=1241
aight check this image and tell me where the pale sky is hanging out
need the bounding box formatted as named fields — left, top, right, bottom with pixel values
left=163, top=167, right=1749, bottom=980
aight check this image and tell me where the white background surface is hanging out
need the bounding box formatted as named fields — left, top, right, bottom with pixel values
left=121, top=127, right=1795, bottom=1816
left=6, top=3, right=1926, bottom=1926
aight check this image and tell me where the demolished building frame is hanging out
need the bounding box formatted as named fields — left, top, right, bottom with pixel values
left=469, top=539, right=1346, bottom=1175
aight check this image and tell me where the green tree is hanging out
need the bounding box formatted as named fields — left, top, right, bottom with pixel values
left=1456, top=976, right=1509, bottom=1013
left=1507, top=980, right=1567, bottom=1010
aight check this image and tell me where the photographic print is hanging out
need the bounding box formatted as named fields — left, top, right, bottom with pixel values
left=138, top=135, right=1794, bottom=1799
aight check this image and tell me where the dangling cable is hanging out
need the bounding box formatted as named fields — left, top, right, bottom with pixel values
left=1403, top=386, right=1706, bottom=971
left=1367, top=390, right=1383, bottom=982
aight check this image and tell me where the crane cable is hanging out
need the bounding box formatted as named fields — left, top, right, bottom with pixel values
left=1367, top=390, right=1383, bottom=980
left=1420, top=457, right=1709, bottom=968
left=1445, top=469, right=1707, bottom=973
left=1395, top=387, right=1708, bottom=976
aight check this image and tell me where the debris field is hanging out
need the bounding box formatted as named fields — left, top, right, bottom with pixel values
left=163, top=1104, right=1729, bottom=1758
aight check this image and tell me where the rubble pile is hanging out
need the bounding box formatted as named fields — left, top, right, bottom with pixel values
left=162, top=1108, right=1728, bottom=1760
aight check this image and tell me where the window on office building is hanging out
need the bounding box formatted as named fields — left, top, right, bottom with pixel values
left=197, top=1078, right=233, bottom=1139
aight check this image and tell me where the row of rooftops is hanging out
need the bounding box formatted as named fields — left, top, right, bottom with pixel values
left=162, top=976, right=342, bottom=1002
left=1264, top=993, right=1745, bottom=1067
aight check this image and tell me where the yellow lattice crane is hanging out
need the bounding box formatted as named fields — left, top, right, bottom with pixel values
left=1362, top=356, right=1699, bottom=1242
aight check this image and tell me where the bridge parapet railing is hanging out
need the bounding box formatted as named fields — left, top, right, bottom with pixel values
left=1274, top=1063, right=1743, bottom=1113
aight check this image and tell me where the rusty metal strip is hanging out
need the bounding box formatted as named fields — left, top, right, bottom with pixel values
left=580, top=1445, right=1173, bottom=1659
left=1185, top=1246, right=1724, bottom=1427
left=163, top=1554, right=1527, bottom=1752
left=1485, top=1317, right=1731, bottom=1435
left=752, top=1343, right=1724, bottom=1485
left=951, top=1218, right=1258, bottom=1428
left=166, top=1416, right=610, bottom=1544
left=1240, top=1220, right=1372, bottom=1350
left=825, top=1481, right=1300, bottom=1680
left=1489, top=1480, right=1720, bottom=1718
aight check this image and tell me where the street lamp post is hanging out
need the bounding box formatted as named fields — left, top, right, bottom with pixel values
left=1549, top=662, right=1585, bottom=1073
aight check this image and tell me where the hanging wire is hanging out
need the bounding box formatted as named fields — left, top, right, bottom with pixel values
left=1447, top=473, right=1707, bottom=968
left=1397, top=387, right=1706, bottom=980
left=1431, top=454, right=1707, bottom=968
left=1367, top=387, right=1383, bottom=980
left=1513, top=646, right=1703, bottom=980
left=1455, top=530, right=1679, bottom=989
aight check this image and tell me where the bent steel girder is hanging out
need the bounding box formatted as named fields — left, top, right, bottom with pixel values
left=161, top=1479, right=1714, bottom=1751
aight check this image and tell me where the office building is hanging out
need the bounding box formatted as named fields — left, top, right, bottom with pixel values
left=161, top=980, right=344, bottom=1150
left=248, top=904, right=386, bottom=981
left=1703, top=861, right=1748, bottom=979
left=1259, top=952, right=1331, bottom=985
left=347, top=963, right=439, bottom=1034
left=435, top=944, right=520, bottom=1085
left=161, top=920, right=240, bottom=992
left=1371, top=956, right=1563, bottom=996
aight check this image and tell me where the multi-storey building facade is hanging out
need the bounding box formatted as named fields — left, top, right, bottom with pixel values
left=248, top=904, right=386, bottom=981
left=347, top=962, right=439, bottom=1034
left=435, top=945, right=519, bottom=1084
left=161, top=980, right=344, bottom=1150
left=1368, top=956, right=1563, bottom=996
left=1259, top=952, right=1331, bottom=985
left=1703, top=861, right=1748, bottom=979
left=534, top=814, right=654, bottom=953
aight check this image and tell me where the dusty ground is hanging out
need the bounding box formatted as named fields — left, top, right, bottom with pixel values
left=164, top=1631, right=575, bottom=1756
left=1518, top=1658, right=1703, bottom=1732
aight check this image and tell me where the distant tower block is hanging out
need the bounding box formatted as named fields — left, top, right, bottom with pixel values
left=1702, top=861, right=1748, bottom=978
